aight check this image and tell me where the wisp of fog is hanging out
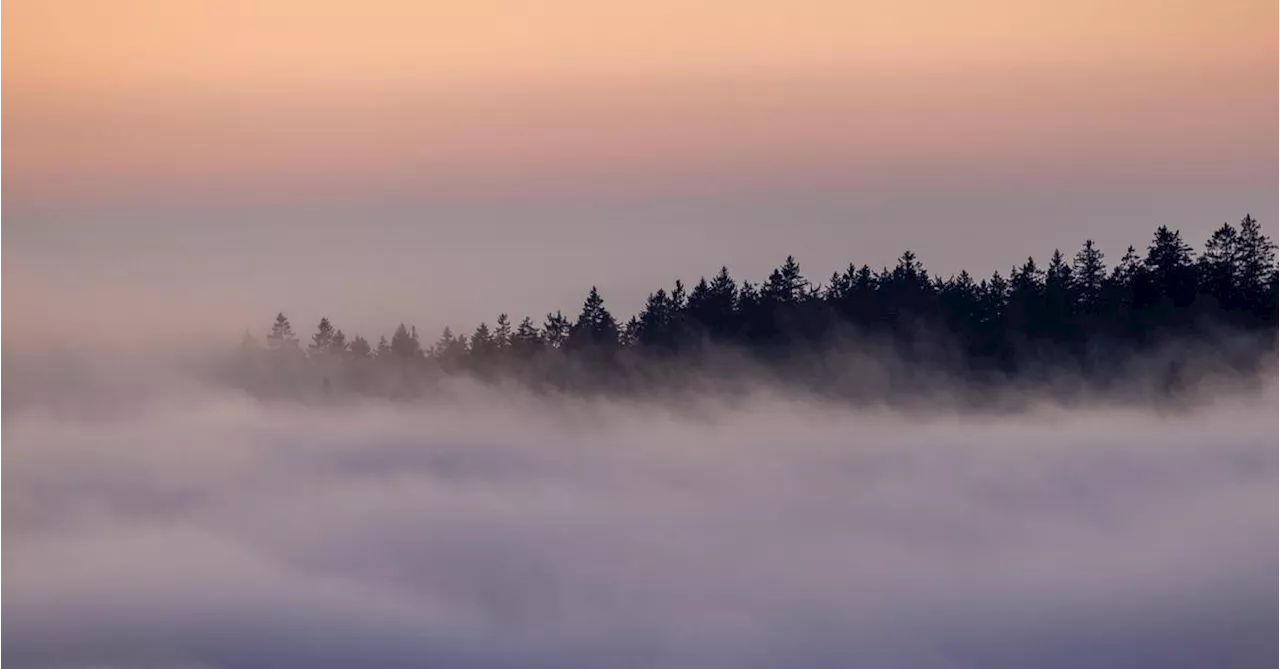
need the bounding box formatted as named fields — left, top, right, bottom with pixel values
left=3, top=376, right=1277, bottom=668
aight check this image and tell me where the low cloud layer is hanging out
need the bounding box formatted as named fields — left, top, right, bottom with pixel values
left=4, top=388, right=1276, bottom=668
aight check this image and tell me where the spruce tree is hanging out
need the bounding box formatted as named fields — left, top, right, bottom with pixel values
left=432, top=327, right=468, bottom=368
left=637, top=289, right=673, bottom=349
left=390, top=324, right=421, bottom=359
left=328, top=329, right=347, bottom=356
left=346, top=335, right=372, bottom=360
left=543, top=311, right=571, bottom=349
left=568, top=287, right=619, bottom=350
left=512, top=317, right=543, bottom=357
left=1198, top=223, right=1239, bottom=308
left=493, top=314, right=513, bottom=349
left=470, top=322, right=494, bottom=357
left=267, top=313, right=299, bottom=350
left=309, top=317, right=336, bottom=355
left=1071, top=240, right=1106, bottom=312
left=1235, top=214, right=1277, bottom=309
left=1144, top=226, right=1196, bottom=308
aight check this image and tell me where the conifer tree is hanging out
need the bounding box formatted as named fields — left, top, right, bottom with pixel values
left=267, top=313, right=299, bottom=350
left=543, top=311, right=571, bottom=349
left=568, top=287, right=619, bottom=350
left=512, top=317, right=543, bottom=356
left=1006, top=257, right=1044, bottom=336
left=1112, top=246, right=1143, bottom=283
left=1144, top=226, right=1196, bottom=307
left=1198, top=223, right=1239, bottom=307
left=637, top=289, right=673, bottom=349
left=390, top=324, right=421, bottom=359
left=328, top=329, right=347, bottom=356
left=763, top=256, right=807, bottom=304
left=493, top=314, right=513, bottom=349
left=431, top=327, right=468, bottom=367
left=470, top=322, right=494, bottom=357
left=1072, top=240, right=1106, bottom=311
left=1235, top=214, right=1277, bottom=308
left=346, top=335, right=372, bottom=360
left=688, top=266, right=739, bottom=340
left=621, top=316, right=641, bottom=347
left=309, top=317, right=336, bottom=355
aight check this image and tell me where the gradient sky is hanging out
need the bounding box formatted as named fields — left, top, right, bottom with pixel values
left=4, top=0, right=1277, bottom=343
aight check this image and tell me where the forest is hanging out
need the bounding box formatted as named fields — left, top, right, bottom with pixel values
left=232, top=215, right=1278, bottom=404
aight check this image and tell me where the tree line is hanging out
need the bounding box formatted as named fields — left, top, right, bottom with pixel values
left=233, top=216, right=1278, bottom=402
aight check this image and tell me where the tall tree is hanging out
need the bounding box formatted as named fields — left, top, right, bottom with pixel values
left=512, top=317, right=543, bottom=357
left=267, top=312, right=299, bottom=350
left=636, top=289, right=674, bottom=350
left=1143, top=226, right=1196, bottom=308
left=1071, top=240, right=1106, bottom=312
left=763, top=256, right=807, bottom=305
left=432, top=327, right=468, bottom=367
left=620, top=316, right=641, bottom=347
left=938, top=270, right=980, bottom=339
left=390, top=324, right=421, bottom=359
left=1043, top=249, right=1075, bottom=339
left=493, top=314, right=513, bottom=350
left=1005, top=257, right=1044, bottom=336
left=470, top=322, right=494, bottom=358
left=346, top=335, right=372, bottom=360
left=309, top=317, right=336, bottom=355
left=1099, top=245, right=1144, bottom=335
left=543, top=311, right=571, bottom=349
left=688, top=266, right=738, bottom=340
left=329, top=329, right=348, bottom=356
left=1198, top=222, right=1239, bottom=308
left=1235, top=214, right=1277, bottom=309
left=567, top=287, right=619, bottom=350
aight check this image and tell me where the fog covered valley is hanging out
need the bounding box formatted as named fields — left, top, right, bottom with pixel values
left=4, top=365, right=1276, bottom=668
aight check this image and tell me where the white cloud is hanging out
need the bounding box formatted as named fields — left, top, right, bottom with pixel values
left=4, top=387, right=1275, bottom=668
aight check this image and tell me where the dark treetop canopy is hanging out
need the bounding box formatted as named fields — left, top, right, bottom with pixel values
left=235, top=216, right=1278, bottom=405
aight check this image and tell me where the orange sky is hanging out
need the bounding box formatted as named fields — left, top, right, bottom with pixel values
left=4, top=0, right=1276, bottom=204
left=8, top=1, right=1270, bottom=89
left=3, top=0, right=1277, bottom=343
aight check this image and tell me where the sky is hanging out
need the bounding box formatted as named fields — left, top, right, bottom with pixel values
left=4, top=0, right=1277, bottom=344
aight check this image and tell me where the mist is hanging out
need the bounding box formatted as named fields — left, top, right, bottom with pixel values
left=4, top=366, right=1276, bottom=668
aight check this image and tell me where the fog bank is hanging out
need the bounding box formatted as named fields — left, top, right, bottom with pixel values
left=4, top=386, right=1276, bottom=668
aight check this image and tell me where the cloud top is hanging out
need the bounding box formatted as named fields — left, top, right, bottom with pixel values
left=4, top=389, right=1275, bottom=668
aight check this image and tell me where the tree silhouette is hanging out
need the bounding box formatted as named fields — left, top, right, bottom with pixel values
left=1236, top=214, right=1277, bottom=311
left=1199, top=222, right=1240, bottom=309
left=696, top=266, right=739, bottom=340
left=390, top=324, right=421, bottom=359
left=346, top=335, right=372, bottom=360
left=1072, top=240, right=1106, bottom=312
left=543, top=311, right=571, bottom=350
left=567, top=287, right=619, bottom=351
left=267, top=313, right=298, bottom=350
left=494, top=314, right=513, bottom=350
left=512, top=317, right=543, bottom=357
left=240, top=216, right=1275, bottom=401
left=309, top=317, right=336, bottom=355
left=431, top=327, right=469, bottom=370
left=1143, top=226, right=1197, bottom=309
left=470, top=322, right=494, bottom=358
